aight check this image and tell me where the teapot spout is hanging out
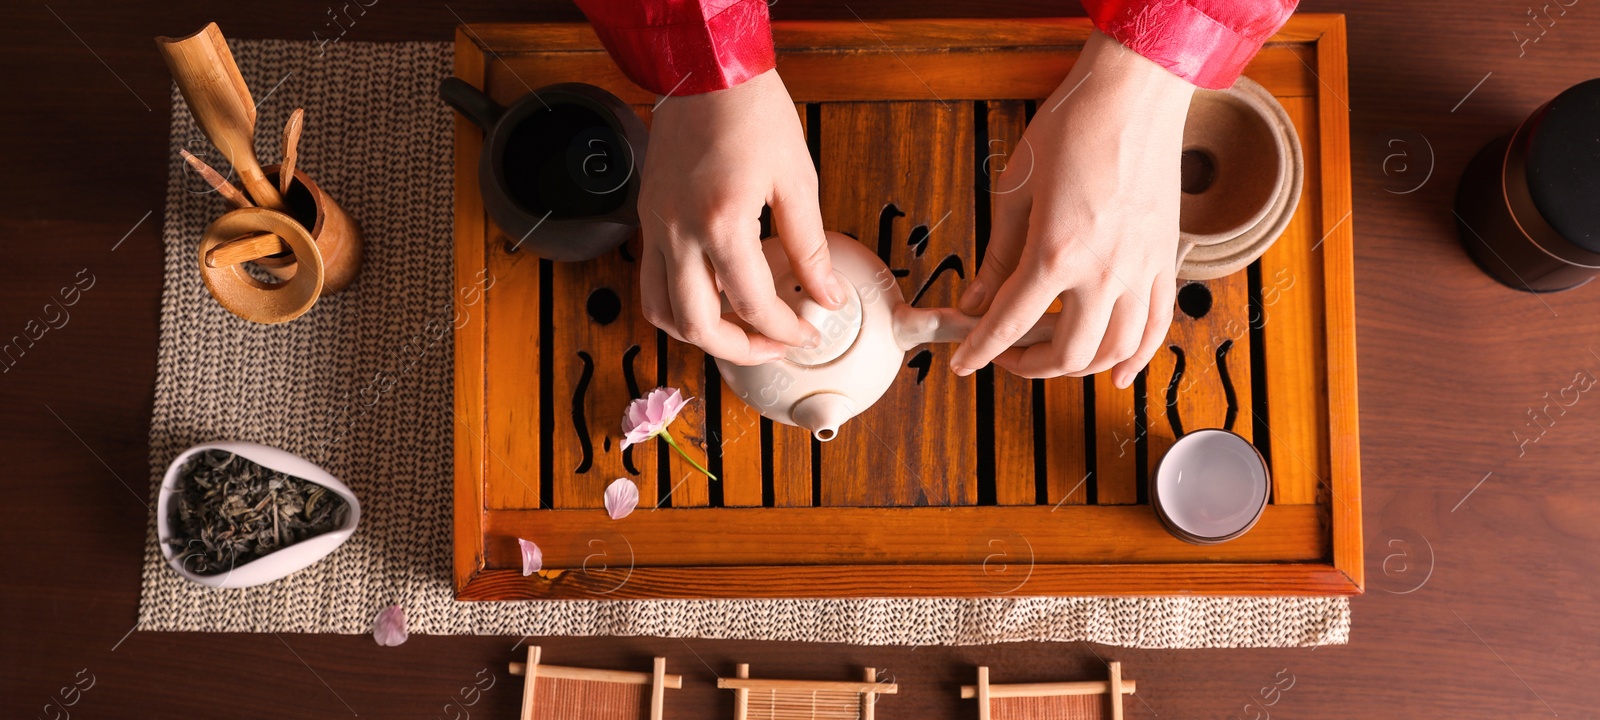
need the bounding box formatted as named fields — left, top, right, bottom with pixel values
left=790, top=392, right=856, bottom=442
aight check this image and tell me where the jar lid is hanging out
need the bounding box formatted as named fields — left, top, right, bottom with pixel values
left=1525, top=78, right=1600, bottom=254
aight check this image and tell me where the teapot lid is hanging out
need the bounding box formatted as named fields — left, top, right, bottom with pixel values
left=777, top=270, right=862, bottom=367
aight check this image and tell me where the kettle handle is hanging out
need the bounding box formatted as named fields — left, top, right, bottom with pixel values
left=438, top=77, right=504, bottom=132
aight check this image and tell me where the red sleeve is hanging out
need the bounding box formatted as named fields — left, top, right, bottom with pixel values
left=1080, top=0, right=1298, bottom=90
left=574, top=0, right=776, bottom=96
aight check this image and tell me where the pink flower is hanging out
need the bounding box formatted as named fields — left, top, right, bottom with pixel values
left=604, top=478, right=639, bottom=519
left=518, top=538, right=542, bottom=576
left=619, top=387, right=717, bottom=481
left=621, top=387, right=691, bottom=449
left=373, top=605, right=407, bottom=646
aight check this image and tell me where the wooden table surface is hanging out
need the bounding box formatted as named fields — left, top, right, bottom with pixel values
left=2, top=1, right=1596, bottom=718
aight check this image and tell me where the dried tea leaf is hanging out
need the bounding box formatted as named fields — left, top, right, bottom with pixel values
left=165, top=449, right=349, bottom=576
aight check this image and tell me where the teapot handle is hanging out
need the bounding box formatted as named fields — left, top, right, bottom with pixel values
left=891, top=305, right=1056, bottom=351
left=438, top=77, right=504, bottom=132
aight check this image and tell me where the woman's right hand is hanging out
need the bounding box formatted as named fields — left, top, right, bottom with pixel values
left=639, top=68, right=846, bottom=365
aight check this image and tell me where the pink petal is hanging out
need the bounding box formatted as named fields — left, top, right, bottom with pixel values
left=373, top=605, right=408, bottom=646
left=622, top=399, right=647, bottom=435
left=604, top=478, right=639, bottom=519
left=662, top=390, right=690, bottom=423
left=646, top=388, right=668, bottom=422
left=622, top=423, right=663, bottom=449
left=518, top=538, right=543, bottom=576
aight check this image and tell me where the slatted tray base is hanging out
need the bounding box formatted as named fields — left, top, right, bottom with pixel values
left=451, top=17, right=1360, bottom=600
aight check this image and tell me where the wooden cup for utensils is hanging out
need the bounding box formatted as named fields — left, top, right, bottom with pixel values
left=241, top=164, right=362, bottom=293
left=199, top=164, right=363, bottom=323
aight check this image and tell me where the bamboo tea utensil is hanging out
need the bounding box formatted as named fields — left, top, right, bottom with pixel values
left=204, top=233, right=287, bottom=268
left=280, top=108, right=303, bottom=197
left=218, top=164, right=363, bottom=287
left=199, top=207, right=325, bottom=324
left=261, top=163, right=363, bottom=293
left=213, top=164, right=361, bottom=277
left=156, top=22, right=288, bottom=211
left=182, top=148, right=293, bottom=266
left=180, top=148, right=255, bottom=210
left=195, top=164, right=363, bottom=322
left=160, top=23, right=362, bottom=323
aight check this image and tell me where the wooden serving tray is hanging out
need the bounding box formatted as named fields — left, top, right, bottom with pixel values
left=451, top=16, right=1360, bottom=600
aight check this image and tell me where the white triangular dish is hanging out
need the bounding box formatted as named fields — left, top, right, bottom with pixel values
left=157, top=441, right=361, bottom=588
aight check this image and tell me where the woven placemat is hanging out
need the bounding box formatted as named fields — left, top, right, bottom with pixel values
left=136, top=38, right=1350, bottom=648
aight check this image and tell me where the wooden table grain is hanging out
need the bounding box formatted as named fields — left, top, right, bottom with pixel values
left=3, top=1, right=1597, bottom=718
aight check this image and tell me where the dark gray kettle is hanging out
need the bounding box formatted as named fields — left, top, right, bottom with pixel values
left=440, top=78, right=648, bottom=262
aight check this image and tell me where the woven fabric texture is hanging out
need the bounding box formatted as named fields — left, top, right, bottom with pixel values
left=137, top=39, right=1350, bottom=648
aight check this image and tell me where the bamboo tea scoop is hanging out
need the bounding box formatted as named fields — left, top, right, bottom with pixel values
left=156, top=22, right=288, bottom=211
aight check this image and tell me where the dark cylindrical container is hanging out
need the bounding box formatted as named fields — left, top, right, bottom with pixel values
left=1456, top=78, right=1600, bottom=292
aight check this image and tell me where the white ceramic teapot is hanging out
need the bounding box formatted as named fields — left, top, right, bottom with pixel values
left=716, top=231, right=1054, bottom=441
